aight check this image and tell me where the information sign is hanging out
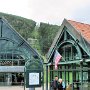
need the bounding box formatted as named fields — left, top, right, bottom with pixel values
left=26, top=70, right=41, bottom=88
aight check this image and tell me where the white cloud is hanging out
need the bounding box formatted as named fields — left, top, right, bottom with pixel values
left=0, top=0, right=90, bottom=25
left=0, top=0, right=30, bottom=18
left=28, top=0, right=90, bottom=24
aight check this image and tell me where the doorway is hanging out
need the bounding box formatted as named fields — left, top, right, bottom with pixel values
left=12, top=73, right=24, bottom=85
left=0, top=73, right=24, bottom=86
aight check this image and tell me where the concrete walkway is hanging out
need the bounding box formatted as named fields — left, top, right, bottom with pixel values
left=0, top=86, right=43, bottom=90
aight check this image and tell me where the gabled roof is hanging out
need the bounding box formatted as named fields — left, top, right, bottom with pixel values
left=47, top=19, right=90, bottom=62
left=68, top=20, right=90, bottom=42
left=0, top=17, right=42, bottom=61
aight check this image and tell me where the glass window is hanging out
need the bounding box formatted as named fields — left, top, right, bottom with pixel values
left=60, top=44, right=79, bottom=61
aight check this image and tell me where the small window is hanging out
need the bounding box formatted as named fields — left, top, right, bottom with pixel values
left=60, top=44, right=79, bottom=61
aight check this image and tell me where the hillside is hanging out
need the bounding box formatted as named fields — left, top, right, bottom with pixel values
left=0, top=12, right=60, bottom=56
left=0, top=12, right=36, bottom=40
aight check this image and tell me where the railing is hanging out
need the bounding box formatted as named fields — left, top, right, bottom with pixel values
left=50, top=80, right=90, bottom=90
left=66, top=82, right=90, bottom=90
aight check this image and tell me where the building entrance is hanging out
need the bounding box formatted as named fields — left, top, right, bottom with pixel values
left=12, top=73, right=24, bottom=85
left=0, top=73, right=24, bottom=86
left=49, top=63, right=89, bottom=90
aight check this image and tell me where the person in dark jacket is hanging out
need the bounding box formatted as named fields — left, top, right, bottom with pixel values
left=58, top=78, right=63, bottom=90
left=51, top=76, right=58, bottom=90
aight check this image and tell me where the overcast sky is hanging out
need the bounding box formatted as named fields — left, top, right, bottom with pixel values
left=0, top=0, right=90, bottom=25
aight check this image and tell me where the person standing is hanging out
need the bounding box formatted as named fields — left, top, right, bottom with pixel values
left=58, top=78, right=63, bottom=90
left=51, top=76, right=58, bottom=90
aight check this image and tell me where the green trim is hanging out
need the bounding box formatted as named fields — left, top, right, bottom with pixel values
left=57, top=40, right=82, bottom=59
left=65, top=20, right=90, bottom=56
left=47, top=59, right=82, bottom=65
left=47, top=27, right=65, bottom=62
left=48, top=59, right=90, bottom=66
left=26, top=70, right=41, bottom=88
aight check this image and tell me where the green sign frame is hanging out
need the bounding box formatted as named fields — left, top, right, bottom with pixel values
left=26, top=70, right=41, bottom=88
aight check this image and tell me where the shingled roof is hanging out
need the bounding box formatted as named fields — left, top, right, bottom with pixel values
left=68, top=20, right=90, bottom=42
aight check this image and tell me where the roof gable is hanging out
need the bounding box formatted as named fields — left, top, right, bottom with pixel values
left=0, top=17, right=42, bottom=61
left=47, top=19, right=90, bottom=62
left=68, top=20, right=90, bottom=42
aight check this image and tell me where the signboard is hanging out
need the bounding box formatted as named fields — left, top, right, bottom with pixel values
left=0, top=66, right=24, bottom=72
left=29, top=73, right=39, bottom=85
left=26, top=70, right=41, bottom=88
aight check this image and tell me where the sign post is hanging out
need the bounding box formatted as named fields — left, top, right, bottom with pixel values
left=24, top=58, right=43, bottom=90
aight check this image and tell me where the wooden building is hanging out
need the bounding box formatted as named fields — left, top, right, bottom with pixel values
left=47, top=19, right=90, bottom=90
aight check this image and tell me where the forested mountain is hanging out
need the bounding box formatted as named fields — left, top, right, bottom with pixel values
left=38, top=22, right=60, bottom=55
left=0, top=12, right=36, bottom=40
left=0, top=12, right=60, bottom=56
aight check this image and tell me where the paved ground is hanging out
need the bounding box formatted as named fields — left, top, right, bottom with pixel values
left=0, top=86, right=44, bottom=90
